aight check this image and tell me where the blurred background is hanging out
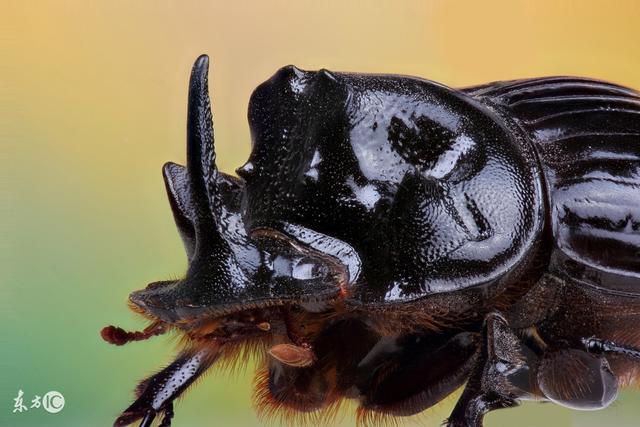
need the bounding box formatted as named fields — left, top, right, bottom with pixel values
left=2, top=1, right=640, bottom=426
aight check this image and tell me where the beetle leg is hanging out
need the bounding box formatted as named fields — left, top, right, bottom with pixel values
left=445, top=313, right=526, bottom=427
left=536, top=346, right=618, bottom=410
left=138, top=411, right=155, bottom=427
left=157, top=402, right=174, bottom=427
left=583, top=336, right=640, bottom=360
left=357, top=331, right=480, bottom=417
left=114, top=344, right=221, bottom=427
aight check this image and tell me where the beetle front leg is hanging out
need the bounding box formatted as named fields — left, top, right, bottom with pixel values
left=114, top=343, right=222, bottom=427
left=445, top=313, right=526, bottom=427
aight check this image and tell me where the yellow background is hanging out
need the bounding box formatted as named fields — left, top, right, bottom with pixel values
left=2, top=1, right=640, bottom=426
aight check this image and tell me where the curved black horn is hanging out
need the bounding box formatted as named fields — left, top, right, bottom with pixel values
left=187, top=55, right=219, bottom=226
left=185, top=55, right=227, bottom=257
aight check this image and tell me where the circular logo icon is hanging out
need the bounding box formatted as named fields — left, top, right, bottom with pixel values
left=42, top=391, right=65, bottom=414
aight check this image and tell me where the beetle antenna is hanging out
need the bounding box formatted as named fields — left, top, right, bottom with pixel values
left=100, top=321, right=167, bottom=346
left=583, top=336, right=640, bottom=360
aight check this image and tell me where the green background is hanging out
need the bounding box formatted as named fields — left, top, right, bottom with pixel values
left=2, top=1, right=640, bottom=426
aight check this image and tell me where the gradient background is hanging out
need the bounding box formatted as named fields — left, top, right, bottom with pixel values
left=2, top=1, right=640, bottom=426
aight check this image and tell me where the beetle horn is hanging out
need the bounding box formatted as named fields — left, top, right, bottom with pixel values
left=187, top=54, right=219, bottom=225
left=159, top=55, right=233, bottom=271
left=162, top=162, right=196, bottom=260
left=187, top=55, right=228, bottom=252
left=161, top=55, right=227, bottom=260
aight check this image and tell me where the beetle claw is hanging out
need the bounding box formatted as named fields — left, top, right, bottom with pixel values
left=112, top=409, right=154, bottom=427
left=138, top=410, right=156, bottom=427
left=113, top=347, right=221, bottom=426
left=157, top=402, right=174, bottom=427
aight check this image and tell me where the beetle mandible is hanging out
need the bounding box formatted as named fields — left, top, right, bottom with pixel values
left=103, top=54, right=640, bottom=427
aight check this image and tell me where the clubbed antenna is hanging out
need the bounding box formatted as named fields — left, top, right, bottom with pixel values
left=100, top=322, right=167, bottom=346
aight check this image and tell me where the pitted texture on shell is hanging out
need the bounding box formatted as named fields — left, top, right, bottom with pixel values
left=244, top=67, right=545, bottom=302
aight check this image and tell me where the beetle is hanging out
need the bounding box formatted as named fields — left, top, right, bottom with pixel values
left=103, top=54, right=640, bottom=427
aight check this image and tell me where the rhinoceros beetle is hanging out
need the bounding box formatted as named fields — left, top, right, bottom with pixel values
left=103, top=55, right=640, bottom=427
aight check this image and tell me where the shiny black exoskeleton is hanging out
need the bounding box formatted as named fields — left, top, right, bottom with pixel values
left=103, top=55, right=640, bottom=427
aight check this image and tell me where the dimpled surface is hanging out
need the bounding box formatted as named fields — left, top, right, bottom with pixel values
left=242, top=67, right=545, bottom=302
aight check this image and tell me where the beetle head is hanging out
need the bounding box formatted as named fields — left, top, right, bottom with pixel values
left=126, top=56, right=360, bottom=327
